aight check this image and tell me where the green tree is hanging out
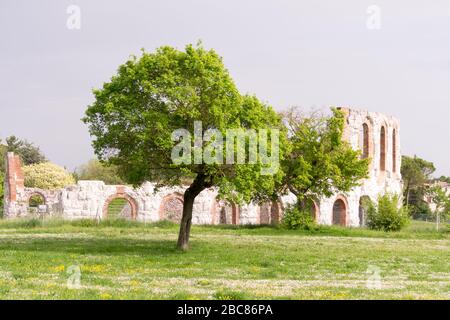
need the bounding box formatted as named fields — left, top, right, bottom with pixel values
left=75, top=159, right=124, bottom=184
left=438, top=176, right=450, bottom=184
left=5, top=136, right=46, bottom=165
left=426, top=184, right=450, bottom=231
left=83, top=44, right=285, bottom=250
left=401, top=155, right=435, bottom=207
left=279, top=108, right=369, bottom=209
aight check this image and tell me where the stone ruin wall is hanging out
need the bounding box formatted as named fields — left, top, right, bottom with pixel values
left=2, top=108, right=403, bottom=227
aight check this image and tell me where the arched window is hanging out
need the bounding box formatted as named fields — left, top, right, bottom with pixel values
left=359, top=196, right=372, bottom=227
left=380, top=126, right=386, bottom=171
left=332, top=198, right=347, bottom=226
left=392, top=129, right=397, bottom=173
left=362, top=123, right=369, bottom=159
left=216, top=201, right=239, bottom=225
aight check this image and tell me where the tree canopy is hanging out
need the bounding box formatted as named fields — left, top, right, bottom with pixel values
left=83, top=44, right=286, bottom=249
left=74, top=159, right=124, bottom=185
left=278, top=108, right=369, bottom=208
left=4, top=136, right=46, bottom=166
left=401, top=155, right=435, bottom=211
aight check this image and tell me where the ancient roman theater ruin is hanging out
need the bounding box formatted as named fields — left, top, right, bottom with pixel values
left=2, top=108, right=403, bottom=227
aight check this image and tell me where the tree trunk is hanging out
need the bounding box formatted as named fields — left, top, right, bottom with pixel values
left=177, top=173, right=209, bottom=251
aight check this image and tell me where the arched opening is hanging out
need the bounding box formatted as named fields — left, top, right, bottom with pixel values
left=362, top=123, right=370, bottom=159
left=332, top=197, right=347, bottom=226
left=392, top=129, right=397, bottom=173
left=359, top=196, right=372, bottom=227
left=216, top=201, right=239, bottom=225
left=259, top=202, right=271, bottom=224
left=27, top=193, right=46, bottom=214
left=303, top=198, right=319, bottom=221
left=103, top=194, right=138, bottom=220
left=159, top=194, right=184, bottom=223
left=380, top=126, right=386, bottom=171
left=270, top=201, right=282, bottom=224
left=258, top=201, right=282, bottom=225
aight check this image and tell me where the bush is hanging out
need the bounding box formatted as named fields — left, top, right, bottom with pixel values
left=366, top=194, right=409, bottom=231
left=409, top=200, right=432, bottom=219
left=282, top=205, right=316, bottom=230
left=23, top=162, right=75, bottom=189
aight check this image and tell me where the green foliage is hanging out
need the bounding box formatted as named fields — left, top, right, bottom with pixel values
left=426, top=184, right=450, bottom=220
left=409, top=200, right=433, bottom=219
left=4, top=136, right=46, bottom=165
left=23, top=162, right=76, bottom=189
left=279, top=108, right=369, bottom=202
left=106, top=198, right=128, bottom=219
left=28, top=194, right=45, bottom=207
left=75, top=159, right=124, bottom=184
left=83, top=44, right=285, bottom=203
left=282, top=205, right=316, bottom=230
left=401, top=155, right=435, bottom=206
left=438, top=176, right=450, bottom=183
left=366, top=194, right=410, bottom=232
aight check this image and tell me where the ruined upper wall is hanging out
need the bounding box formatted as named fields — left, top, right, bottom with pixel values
left=338, top=107, right=401, bottom=182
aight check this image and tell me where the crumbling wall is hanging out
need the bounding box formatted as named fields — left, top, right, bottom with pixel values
left=2, top=108, right=403, bottom=227
left=317, top=108, right=403, bottom=226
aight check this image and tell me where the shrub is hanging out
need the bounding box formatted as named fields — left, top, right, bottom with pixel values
left=23, top=162, right=75, bottom=189
left=282, top=205, right=316, bottom=230
left=366, top=194, right=409, bottom=231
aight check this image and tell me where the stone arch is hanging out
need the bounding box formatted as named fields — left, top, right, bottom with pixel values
left=102, top=192, right=138, bottom=220
left=26, top=191, right=47, bottom=214
left=380, top=125, right=387, bottom=172
left=215, top=200, right=239, bottom=225
left=258, top=200, right=282, bottom=225
left=270, top=200, right=282, bottom=224
left=159, top=193, right=184, bottom=223
left=27, top=191, right=46, bottom=207
left=332, top=196, right=348, bottom=226
left=307, top=198, right=320, bottom=222
left=258, top=202, right=271, bottom=224
left=359, top=195, right=372, bottom=227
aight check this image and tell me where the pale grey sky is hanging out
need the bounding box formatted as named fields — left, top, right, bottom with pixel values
left=0, top=0, right=449, bottom=176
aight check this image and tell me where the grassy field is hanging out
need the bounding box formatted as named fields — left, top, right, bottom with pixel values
left=0, top=219, right=448, bottom=300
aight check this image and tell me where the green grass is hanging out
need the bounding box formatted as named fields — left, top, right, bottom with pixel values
left=0, top=219, right=448, bottom=299
left=107, top=198, right=128, bottom=219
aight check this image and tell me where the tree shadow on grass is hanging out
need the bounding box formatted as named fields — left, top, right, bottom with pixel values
left=0, top=237, right=181, bottom=257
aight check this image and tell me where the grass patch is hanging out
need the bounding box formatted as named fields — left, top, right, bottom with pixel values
left=0, top=218, right=447, bottom=299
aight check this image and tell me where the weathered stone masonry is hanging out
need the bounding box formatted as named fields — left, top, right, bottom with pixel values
left=3, top=108, right=403, bottom=227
